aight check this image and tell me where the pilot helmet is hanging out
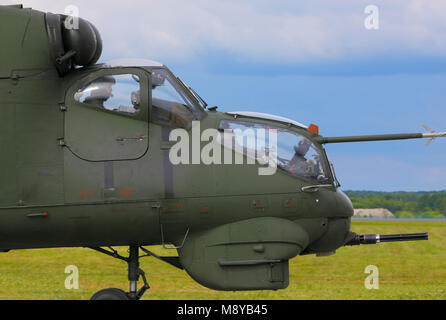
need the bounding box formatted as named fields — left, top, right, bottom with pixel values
left=89, top=75, right=116, bottom=99
left=294, top=139, right=311, bottom=156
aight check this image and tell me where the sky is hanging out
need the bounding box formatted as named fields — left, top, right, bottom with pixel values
left=4, top=0, right=446, bottom=191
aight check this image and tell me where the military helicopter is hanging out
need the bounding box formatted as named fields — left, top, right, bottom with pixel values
left=0, top=5, right=444, bottom=300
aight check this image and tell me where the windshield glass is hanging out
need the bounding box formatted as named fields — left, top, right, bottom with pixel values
left=151, top=69, right=203, bottom=128
left=177, top=77, right=208, bottom=109
left=219, top=120, right=330, bottom=183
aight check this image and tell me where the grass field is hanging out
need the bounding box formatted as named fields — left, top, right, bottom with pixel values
left=0, top=221, right=445, bottom=300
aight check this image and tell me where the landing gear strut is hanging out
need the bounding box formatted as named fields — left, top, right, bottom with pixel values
left=89, top=246, right=150, bottom=300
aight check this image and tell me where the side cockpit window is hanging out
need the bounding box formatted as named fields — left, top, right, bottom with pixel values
left=74, top=74, right=141, bottom=115
left=151, top=69, right=195, bottom=128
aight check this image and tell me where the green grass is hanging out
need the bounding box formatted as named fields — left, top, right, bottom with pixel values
left=0, top=221, right=445, bottom=300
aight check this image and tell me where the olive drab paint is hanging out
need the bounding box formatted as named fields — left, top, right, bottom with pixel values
left=0, top=5, right=435, bottom=299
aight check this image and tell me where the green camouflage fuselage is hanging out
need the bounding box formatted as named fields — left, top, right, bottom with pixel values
left=0, top=5, right=354, bottom=291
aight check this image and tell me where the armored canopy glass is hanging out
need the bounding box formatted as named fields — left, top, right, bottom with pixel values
left=219, top=120, right=330, bottom=183
left=151, top=68, right=202, bottom=128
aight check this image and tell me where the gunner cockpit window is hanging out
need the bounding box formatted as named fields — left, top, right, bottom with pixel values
left=219, top=120, right=330, bottom=183
left=74, top=74, right=141, bottom=115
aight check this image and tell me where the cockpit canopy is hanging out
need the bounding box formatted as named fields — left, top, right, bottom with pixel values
left=73, top=64, right=205, bottom=128
left=219, top=120, right=330, bottom=183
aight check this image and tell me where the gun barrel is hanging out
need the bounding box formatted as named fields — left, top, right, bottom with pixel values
left=379, top=233, right=429, bottom=243
left=345, top=232, right=428, bottom=246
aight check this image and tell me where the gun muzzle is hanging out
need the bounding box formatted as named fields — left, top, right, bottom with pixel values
left=345, top=232, right=428, bottom=246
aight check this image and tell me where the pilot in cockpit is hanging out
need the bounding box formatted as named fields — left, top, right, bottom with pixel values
left=82, top=76, right=116, bottom=108
left=287, top=139, right=312, bottom=176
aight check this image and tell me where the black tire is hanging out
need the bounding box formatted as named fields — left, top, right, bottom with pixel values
left=90, top=288, right=130, bottom=300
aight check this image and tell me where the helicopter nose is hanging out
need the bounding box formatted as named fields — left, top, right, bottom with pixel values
left=336, top=189, right=354, bottom=217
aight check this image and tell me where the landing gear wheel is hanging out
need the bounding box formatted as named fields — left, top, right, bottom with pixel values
left=91, top=288, right=130, bottom=300
left=89, top=246, right=151, bottom=300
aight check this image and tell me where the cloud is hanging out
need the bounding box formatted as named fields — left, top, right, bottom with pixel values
left=2, top=1, right=445, bottom=191
left=3, top=0, right=446, bottom=66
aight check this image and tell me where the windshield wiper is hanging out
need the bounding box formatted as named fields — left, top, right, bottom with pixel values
left=188, top=86, right=208, bottom=109
left=176, top=77, right=208, bottom=109
left=330, top=162, right=341, bottom=188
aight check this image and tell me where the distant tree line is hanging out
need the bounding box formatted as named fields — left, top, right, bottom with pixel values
left=345, top=191, right=446, bottom=217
